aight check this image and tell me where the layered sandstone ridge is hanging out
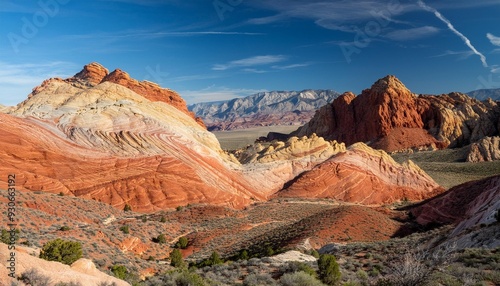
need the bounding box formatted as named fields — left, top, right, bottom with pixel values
left=1, top=63, right=267, bottom=211
left=411, top=175, right=500, bottom=240
left=466, top=136, right=500, bottom=162
left=235, top=133, right=345, bottom=164
left=294, top=75, right=500, bottom=152
left=277, top=143, right=444, bottom=205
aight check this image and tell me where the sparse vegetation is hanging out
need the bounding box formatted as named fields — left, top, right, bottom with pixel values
left=123, top=204, right=132, bottom=212
left=170, top=248, right=185, bottom=268
left=110, top=264, right=128, bottom=279
left=176, top=236, right=189, bottom=249
left=39, top=238, right=83, bottom=265
left=318, top=254, right=341, bottom=285
left=1, top=228, right=19, bottom=244
left=119, top=225, right=130, bottom=234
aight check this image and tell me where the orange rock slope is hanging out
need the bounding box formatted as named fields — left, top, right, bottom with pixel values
left=277, top=143, right=444, bottom=205
left=0, top=63, right=262, bottom=212
left=294, top=75, right=500, bottom=152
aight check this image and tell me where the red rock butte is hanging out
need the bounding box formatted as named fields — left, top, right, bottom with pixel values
left=294, top=75, right=500, bottom=152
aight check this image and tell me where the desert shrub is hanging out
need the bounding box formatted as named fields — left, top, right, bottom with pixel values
left=144, top=270, right=206, bottom=286
left=160, top=216, right=167, bottom=223
left=199, top=251, right=223, bottom=267
left=309, top=249, right=320, bottom=259
left=318, top=254, right=341, bottom=285
left=176, top=236, right=189, bottom=249
left=54, top=282, right=82, bottom=286
left=111, top=265, right=128, bottom=279
left=39, top=238, right=82, bottom=265
left=119, top=225, right=129, bottom=234
left=243, top=273, right=278, bottom=286
left=266, top=246, right=275, bottom=256
left=280, top=271, right=325, bottom=286
left=1, top=228, right=19, bottom=244
left=170, top=249, right=185, bottom=268
left=98, top=282, right=118, bottom=286
left=59, top=226, right=71, bottom=231
left=387, top=251, right=429, bottom=286
left=238, top=249, right=249, bottom=260
left=20, top=268, right=51, bottom=286
left=155, top=233, right=167, bottom=244
left=123, top=204, right=132, bottom=212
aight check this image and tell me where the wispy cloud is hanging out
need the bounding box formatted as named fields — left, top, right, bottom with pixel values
left=417, top=0, right=488, bottom=68
left=212, top=55, right=287, bottom=71
left=246, top=1, right=415, bottom=32
left=385, top=26, right=439, bottom=41
left=181, top=85, right=268, bottom=104
left=64, top=30, right=263, bottom=40
left=431, top=50, right=474, bottom=60
left=487, top=33, right=500, bottom=46
left=272, top=63, right=310, bottom=70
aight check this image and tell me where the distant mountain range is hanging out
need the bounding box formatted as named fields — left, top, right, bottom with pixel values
left=189, top=90, right=340, bottom=130
left=467, top=88, right=500, bottom=101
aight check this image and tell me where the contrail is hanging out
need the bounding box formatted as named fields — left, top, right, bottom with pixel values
left=417, top=0, right=488, bottom=68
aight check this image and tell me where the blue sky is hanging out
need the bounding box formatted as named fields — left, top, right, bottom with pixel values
left=1, top=0, right=500, bottom=106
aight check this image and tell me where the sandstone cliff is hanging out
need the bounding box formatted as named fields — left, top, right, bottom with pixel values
left=294, top=75, right=500, bottom=152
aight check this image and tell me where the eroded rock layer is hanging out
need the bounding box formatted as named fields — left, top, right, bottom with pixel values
left=294, top=76, right=500, bottom=152
left=276, top=143, right=444, bottom=205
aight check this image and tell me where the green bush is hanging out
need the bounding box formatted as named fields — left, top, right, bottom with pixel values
left=156, top=234, right=167, bottom=244
left=39, top=239, right=82, bottom=265
left=176, top=236, right=189, bottom=249
left=160, top=216, right=167, bottom=223
left=318, top=254, right=341, bottom=285
left=123, top=204, right=132, bottom=212
left=238, top=249, right=249, bottom=260
left=282, top=261, right=317, bottom=278
left=111, top=265, right=128, bottom=279
left=170, top=249, right=185, bottom=268
left=1, top=228, right=19, bottom=244
left=119, top=225, right=130, bottom=234
left=59, top=226, right=71, bottom=231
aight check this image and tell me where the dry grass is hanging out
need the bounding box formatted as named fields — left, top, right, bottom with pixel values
left=392, top=148, right=500, bottom=189
left=212, top=126, right=299, bottom=150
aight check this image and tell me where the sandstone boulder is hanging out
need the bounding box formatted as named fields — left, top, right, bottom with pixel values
left=466, top=136, right=500, bottom=162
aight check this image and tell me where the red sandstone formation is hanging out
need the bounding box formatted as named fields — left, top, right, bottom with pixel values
left=411, top=175, right=500, bottom=227
left=276, top=143, right=444, bottom=205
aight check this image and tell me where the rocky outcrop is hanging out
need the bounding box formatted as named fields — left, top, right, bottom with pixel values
left=0, top=244, right=129, bottom=286
left=276, top=143, right=444, bottom=205
left=28, top=62, right=205, bottom=127
left=190, top=90, right=339, bottom=130
left=235, top=133, right=345, bottom=164
left=294, top=75, right=500, bottom=152
left=417, top=94, right=500, bottom=148
left=466, top=136, right=500, bottom=162
left=411, top=175, right=500, bottom=237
